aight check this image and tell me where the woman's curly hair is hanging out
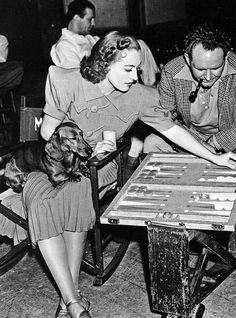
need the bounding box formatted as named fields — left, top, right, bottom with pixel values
left=184, top=23, right=232, bottom=58
left=80, top=31, right=140, bottom=83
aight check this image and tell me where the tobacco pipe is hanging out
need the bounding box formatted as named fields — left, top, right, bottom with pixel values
left=189, top=79, right=203, bottom=103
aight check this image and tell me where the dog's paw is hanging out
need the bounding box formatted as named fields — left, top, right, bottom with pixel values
left=77, top=162, right=90, bottom=179
left=68, top=174, right=82, bottom=183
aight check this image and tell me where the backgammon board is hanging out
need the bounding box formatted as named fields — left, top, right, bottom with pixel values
left=134, top=153, right=236, bottom=188
left=101, top=153, right=236, bottom=230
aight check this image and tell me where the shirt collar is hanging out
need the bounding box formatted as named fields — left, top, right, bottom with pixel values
left=61, top=28, right=93, bottom=41
left=81, top=76, right=104, bottom=101
left=174, top=53, right=236, bottom=81
left=81, top=75, right=123, bottom=110
left=61, top=28, right=79, bottom=39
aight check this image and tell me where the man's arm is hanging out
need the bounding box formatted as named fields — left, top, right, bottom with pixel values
left=158, top=67, right=177, bottom=113
left=213, top=123, right=236, bottom=152
left=51, top=39, right=93, bottom=69
left=0, top=35, right=8, bottom=62
left=51, top=40, right=82, bottom=68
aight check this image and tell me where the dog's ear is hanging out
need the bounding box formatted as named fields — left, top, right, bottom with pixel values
left=4, top=158, right=27, bottom=193
left=45, top=133, right=64, bottom=161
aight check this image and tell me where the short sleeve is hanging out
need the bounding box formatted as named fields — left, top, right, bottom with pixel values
left=134, top=84, right=175, bottom=132
left=44, top=66, right=79, bottom=121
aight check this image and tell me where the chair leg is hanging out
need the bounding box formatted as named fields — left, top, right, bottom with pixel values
left=0, top=236, right=30, bottom=276
left=82, top=221, right=130, bottom=286
left=0, top=90, right=19, bottom=143
left=93, top=234, right=129, bottom=286
left=0, top=202, right=30, bottom=276
left=0, top=96, right=9, bottom=142
left=84, top=145, right=130, bottom=285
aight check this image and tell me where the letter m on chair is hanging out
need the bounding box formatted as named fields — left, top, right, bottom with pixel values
left=19, top=96, right=44, bottom=142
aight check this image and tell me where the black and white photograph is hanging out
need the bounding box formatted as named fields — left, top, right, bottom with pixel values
left=0, top=1, right=236, bottom=317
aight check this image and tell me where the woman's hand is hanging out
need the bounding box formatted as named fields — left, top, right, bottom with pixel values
left=92, top=140, right=117, bottom=158
left=212, top=152, right=236, bottom=170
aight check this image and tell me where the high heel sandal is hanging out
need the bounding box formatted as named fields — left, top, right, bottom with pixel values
left=67, top=300, right=92, bottom=318
left=55, top=305, right=70, bottom=318
left=77, top=289, right=90, bottom=311
left=55, top=290, right=90, bottom=317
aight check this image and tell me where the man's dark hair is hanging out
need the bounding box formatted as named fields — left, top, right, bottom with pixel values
left=184, top=24, right=232, bottom=57
left=63, top=0, right=95, bottom=26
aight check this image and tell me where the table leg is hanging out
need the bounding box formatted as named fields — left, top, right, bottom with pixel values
left=146, top=223, right=236, bottom=318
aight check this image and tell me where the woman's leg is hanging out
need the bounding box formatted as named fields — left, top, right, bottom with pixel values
left=59, top=230, right=88, bottom=311
left=38, top=233, right=86, bottom=315
left=128, top=136, right=143, bottom=159
left=63, top=231, right=87, bottom=287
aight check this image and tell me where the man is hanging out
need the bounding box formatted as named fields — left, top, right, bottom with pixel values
left=144, top=24, right=236, bottom=154
left=0, top=34, right=23, bottom=93
left=50, top=0, right=99, bottom=68
left=51, top=0, right=159, bottom=85
left=51, top=0, right=159, bottom=168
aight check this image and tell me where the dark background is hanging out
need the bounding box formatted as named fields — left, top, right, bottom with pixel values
left=0, top=0, right=236, bottom=70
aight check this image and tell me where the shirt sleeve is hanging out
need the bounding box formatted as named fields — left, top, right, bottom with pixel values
left=50, top=40, right=81, bottom=68
left=50, top=39, right=93, bottom=69
left=136, top=84, right=175, bottom=132
left=44, top=66, right=76, bottom=120
left=0, top=35, right=8, bottom=62
left=158, top=66, right=177, bottom=112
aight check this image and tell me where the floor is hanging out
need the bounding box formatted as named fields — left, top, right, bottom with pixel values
left=1, top=71, right=236, bottom=318
left=0, top=232, right=236, bottom=318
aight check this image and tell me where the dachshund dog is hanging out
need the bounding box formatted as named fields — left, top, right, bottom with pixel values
left=4, top=122, right=93, bottom=193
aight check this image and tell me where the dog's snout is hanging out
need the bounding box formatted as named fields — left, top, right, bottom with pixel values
left=77, top=142, right=92, bottom=157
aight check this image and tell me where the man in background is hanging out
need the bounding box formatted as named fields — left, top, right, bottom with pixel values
left=0, top=34, right=23, bottom=93
left=51, top=0, right=159, bottom=85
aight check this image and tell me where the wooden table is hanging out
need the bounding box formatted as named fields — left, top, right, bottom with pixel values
left=101, top=153, right=236, bottom=318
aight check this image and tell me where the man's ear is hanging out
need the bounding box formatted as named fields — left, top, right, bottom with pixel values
left=184, top=53, right=190, bottom=67
left=73, top=14, right=80, bottom=21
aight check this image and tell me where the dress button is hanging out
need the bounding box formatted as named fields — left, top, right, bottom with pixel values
left=86, top=131, right=93, bottom=137
left=91, top=105, right=98, bottom=112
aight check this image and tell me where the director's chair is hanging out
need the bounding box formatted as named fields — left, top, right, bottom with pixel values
left=0, top=95, right=129, bottom=286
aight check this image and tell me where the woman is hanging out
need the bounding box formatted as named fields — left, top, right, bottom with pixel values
left=2, top=31, right=236, bottom=318
left=50, top=0, right=159, bottom=169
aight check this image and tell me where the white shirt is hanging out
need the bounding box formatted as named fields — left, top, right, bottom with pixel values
left=50, top=28, right=99, bottom=68
left=50, top=28, right=159, bottom=86
left=0, top=35, right=8, bottom=63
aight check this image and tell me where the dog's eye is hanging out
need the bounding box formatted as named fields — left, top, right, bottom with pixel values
left=61, top=136, right=76, bottom=141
